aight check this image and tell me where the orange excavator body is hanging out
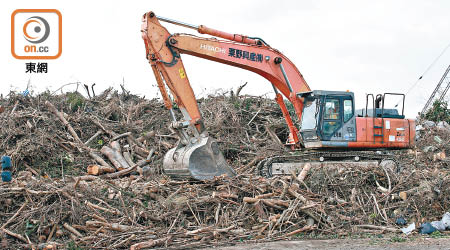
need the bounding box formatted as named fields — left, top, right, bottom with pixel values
left=141, top=11, right=415, bottom=180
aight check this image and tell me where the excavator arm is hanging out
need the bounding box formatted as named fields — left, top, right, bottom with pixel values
left=141, top=11, right=311, bottom=179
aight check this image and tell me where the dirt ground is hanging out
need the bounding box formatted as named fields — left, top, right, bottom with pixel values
left=211, top=237, right=450, bottom=250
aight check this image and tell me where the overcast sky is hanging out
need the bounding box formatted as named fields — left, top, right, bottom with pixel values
left=1, top=0, right=450, bottom=118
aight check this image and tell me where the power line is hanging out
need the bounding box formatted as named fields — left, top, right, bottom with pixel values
left=395, top=40, right=450, bottom=107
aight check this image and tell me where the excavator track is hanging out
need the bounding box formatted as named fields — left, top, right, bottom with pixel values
left=256, top=149, right=404, bottom=178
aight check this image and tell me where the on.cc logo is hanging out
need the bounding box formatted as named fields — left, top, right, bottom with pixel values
left=23, top=16, right=50, bottom=44
left=11, top=9, right=62, bottom=60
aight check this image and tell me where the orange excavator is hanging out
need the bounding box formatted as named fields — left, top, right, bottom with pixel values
left=141, top=11, right=415, bottom=180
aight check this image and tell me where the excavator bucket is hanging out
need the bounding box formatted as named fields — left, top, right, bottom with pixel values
left=162, top=136, right=236, bottom=180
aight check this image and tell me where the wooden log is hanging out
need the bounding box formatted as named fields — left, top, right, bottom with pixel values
left=133, top=145, right=149, bottom=158
left=100, top=146, right=130, bottom=169
left=88, top=151, right=115, bottom=170
left=85, top=221, right=133, bottom=232
left=130, top=237, right=169, bottom=250
left=100, top=146, right=123, bottom=169
left=63, top=223, right=82, bottom=238
left=110, top=141, right=122, bottom=154
left=2, top=228, right=28, bottom=243
left=85, top=201, right=120, bottom=215
left=101, top=159, right=147, bottom=179
left=136, top=130, right=156, bottom=143
left=253, top=200, right=267, bottom=219
left=355, top=224, right=401, bottom=233
left=128, top=134, right=145, bottom=148
left=73, top=175, right=99, bottom=183
left=243, top=197, right=289, bottom=208
left=123, top=151, right=135, bottom=167
left=287, top=187, right=307, bottom=203
left=285, top=225, right=315, bottom=237
left=87, top=165, right=115, bottom=175
left=92, top=214, right=108, bottom=223
left=212, top=192, right=238, bottom=199
left=255, top=193, right=276, bottom=199
left=24, top=163, right=39, bottom=176
left=433, top=151, right=446, bottom=161
left=185, top=226, right=213, bottom=236
left=297, top=162, right=311, bottom=182
left=46, top=224, right=57, bottom=243
left=264, top=199, right=289, bottom=208
left=110, top=141, right=130, bottom=168
left=243, top=197, right=259, bottom=203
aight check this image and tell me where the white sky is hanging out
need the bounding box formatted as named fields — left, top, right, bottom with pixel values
left=1, top=0, right=450, bottom=118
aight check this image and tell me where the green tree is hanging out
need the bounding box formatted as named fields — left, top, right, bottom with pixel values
left=424, top=100, right=450, bottom=123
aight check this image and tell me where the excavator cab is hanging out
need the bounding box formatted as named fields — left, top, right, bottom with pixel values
left=299, top=91, right=412, bottom=149
left=299, top=90, right=357, bottom=148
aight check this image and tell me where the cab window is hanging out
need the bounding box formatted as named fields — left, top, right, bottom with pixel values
left=343, top=99, right=353, bottom=122
left=324, top=99, right=340, bottom=120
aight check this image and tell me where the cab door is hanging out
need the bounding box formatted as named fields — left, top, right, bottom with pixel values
left=320, top=96, right=356, bottom=141
left=320, top=97, right=343, bottom=141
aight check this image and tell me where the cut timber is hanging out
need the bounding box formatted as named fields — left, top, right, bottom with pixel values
left=100, top=145, right=130, bottom=169
left=123, top=151, right=135, bottom=167
left=110, top=141, right=123, bottom=155
left=133, top=145, right=150, bottom=158
left=297, top=162, right=311, bottom=182
left=285, top=225, right=315, bottom=237
left=243, top=197, right=289, bottom=208
left=102, top=159, right=148, bottom=179
left=85, top=201, right=120, bottom=215
left=87, top=165, right=115, bottom=175
left=88, top=151, right=115, bottom=170
left=433, top=151, right=446, bottom=161
left=130, top=236, right=169, bottom=250
left=63, top=223, right=83, bottom=238
left=85, top=221, right=133, bottom=232
left=2, top=228, right=28, bottom=243
left=355, top=224, right=401, bottom=233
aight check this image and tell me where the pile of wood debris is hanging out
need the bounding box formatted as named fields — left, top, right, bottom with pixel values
left=0, top=88, right=449, bottom=249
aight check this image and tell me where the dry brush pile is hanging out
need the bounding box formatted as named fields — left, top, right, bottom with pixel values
left=0, top=88, right=449, bottom=249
